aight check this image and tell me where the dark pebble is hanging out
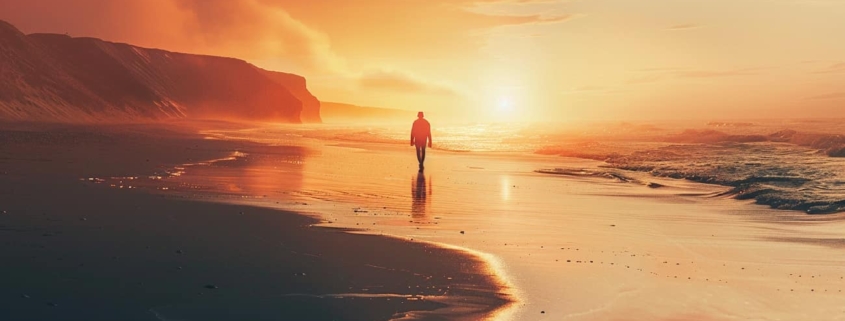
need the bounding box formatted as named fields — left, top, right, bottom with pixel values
left=204, top=284, right=218, bottom=290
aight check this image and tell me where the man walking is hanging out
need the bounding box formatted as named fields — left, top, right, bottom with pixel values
left=410, top=112, right=432, bottom=171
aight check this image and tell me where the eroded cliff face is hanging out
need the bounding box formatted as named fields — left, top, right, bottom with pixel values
left=0, top=20, right=315, bottom=123
left=0, top=20, right=115, bottom=122
left=260, top=70, right=322, bottom=123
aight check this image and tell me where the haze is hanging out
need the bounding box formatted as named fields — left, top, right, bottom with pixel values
left=3, top=0, right=843, bottom=122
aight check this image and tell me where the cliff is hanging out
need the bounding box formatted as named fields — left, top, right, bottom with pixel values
left=260, top=70, right=321, bottom=123
left=0, top=20, right=314, bottom=123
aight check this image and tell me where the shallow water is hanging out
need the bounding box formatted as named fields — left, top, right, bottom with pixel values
left=202, top=119, right=845, bottom=214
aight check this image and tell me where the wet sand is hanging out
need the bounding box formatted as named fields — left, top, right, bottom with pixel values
left=138, top=125, right=845, bottom=321
left=0, top=123, right=510, bottom=321
left=7, top=122, right=845, bottom=321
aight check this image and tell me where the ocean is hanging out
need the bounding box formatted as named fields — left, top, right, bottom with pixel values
left=192, top=119, right=845, bottom=215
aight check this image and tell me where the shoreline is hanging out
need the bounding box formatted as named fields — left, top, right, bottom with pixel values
left=8, top=121, right=845, bottom=320
left=156, top=125, right=845, bottom=320
left=0, top=123, right=512, bottom=321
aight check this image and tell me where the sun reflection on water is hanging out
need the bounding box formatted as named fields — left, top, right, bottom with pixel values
left=500, top=176, right=511, bottom=201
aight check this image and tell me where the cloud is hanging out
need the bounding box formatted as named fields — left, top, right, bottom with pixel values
left=359, top=70, right=458, bottom=96
left=484, top=13, right=576, bottom=26
left=561, top=85, right=622, bottom=95
left=627, top=67, right=763, bottom=84
left=806, top=92, right=845, bottom=100
left=811, top=62, right=845, bottom=74
left=666, top=23, right=702, bottom=31
left=635, top=67, right=686, bottom=72
left=0, top=0, right=346, bottom=74
left=172, top=0, right=346, bottom=73
left=473, top=0, right=563, bottom=3
left=626, top=74, right=666, bottom=84
left=787, top=0, right=845, bottom=6
left=462, top=0, right=576, bottom=26
left=570, top=85, right=607, bottom=92
left=674, top=69, right=762, bottom=78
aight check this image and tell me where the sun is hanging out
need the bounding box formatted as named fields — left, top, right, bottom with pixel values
left=497, top=98, right=514, bottom=113
left=487, top=95, right=523, bottom=122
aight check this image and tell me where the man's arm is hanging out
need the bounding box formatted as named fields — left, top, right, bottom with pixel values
left=410, top=124, right=416, bottom=146
left=427, top=128, right=432, bottom=148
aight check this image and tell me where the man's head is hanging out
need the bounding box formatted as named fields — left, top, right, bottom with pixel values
left=417, top=112, right=424, bottom=118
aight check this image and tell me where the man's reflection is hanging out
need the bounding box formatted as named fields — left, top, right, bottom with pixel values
left=411, top=172, right=431, bottom=219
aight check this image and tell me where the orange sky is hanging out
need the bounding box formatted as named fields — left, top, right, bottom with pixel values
left=2, top=0, right=844, bottom=122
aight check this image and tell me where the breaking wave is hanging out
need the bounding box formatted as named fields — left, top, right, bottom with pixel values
left=537, top=127, right=845, bottom=214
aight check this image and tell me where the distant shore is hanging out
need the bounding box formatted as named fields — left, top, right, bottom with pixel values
left=0, top=122, right=511, bottom=321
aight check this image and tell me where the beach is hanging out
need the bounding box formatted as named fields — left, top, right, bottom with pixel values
left=0, top=123, right=509, bottom=321
left=3, top=121, right=845, bottom=320
left=4, top=1, right=845, bottom=319
left=160, top=123, right=845, bottom=320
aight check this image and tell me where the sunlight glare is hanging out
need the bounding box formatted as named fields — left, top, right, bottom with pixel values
left=497, top=98, right=514, bottom=114
left=500, top=175, right=511, bottom=201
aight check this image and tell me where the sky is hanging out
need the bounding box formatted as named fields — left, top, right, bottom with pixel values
left=1, top=0, right=844, bottom=122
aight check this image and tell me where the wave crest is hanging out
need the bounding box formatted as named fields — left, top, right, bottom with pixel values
left=537, top=128, right=845, bottom=214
